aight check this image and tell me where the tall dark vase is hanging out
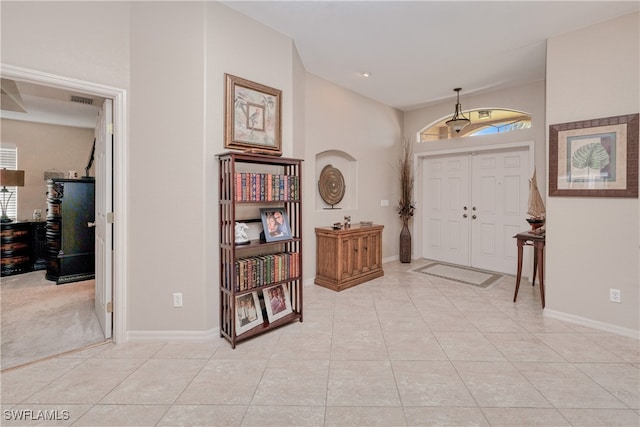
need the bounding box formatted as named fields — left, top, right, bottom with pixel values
left=399, top=222, right=411, bottom=263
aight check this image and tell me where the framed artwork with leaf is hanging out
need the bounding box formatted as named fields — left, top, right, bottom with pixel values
left=549, top=113, right=638, bottom=198
left=224, top=73, right=282, bottom=156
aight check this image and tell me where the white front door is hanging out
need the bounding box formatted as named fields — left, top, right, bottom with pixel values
left=94, top=99, right=113, bottom=338
left=422, top=147, right=529, bottom=274
left=422, top=154, right=471, bottom=266
left=470, top=149, right=529, bottom=274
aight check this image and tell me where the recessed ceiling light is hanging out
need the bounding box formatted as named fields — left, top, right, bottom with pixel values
left=360, top=72, right=371, bottom=78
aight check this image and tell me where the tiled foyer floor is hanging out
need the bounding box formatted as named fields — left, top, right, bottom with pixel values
left=1, top=260, right=639, bottom=426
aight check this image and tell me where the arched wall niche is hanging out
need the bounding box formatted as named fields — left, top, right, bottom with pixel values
left=315, top=150, right=357, bottom=211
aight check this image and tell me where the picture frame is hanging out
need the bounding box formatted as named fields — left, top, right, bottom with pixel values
left=260, top=208, right=292, bottom=242
left=263, top=284, right=293, bottom=323
left=549, top=113, right=638, bottom=198
left=224, top=73, right=282, bottom=156
left=235, top=291, right=264, bottom=335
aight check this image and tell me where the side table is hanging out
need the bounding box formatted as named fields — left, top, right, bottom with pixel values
left=513, top=231, right=545, bottom=308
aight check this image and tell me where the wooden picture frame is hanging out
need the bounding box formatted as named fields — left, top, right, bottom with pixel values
left=235, top=292, right=264, bottom=335
left=549, top=113, right=638, bottom=198
left=263, top=284, right=293, bottom=323
left=260, top=208, right=292, bottom=242
left=224, top=74, right=282, bottom=156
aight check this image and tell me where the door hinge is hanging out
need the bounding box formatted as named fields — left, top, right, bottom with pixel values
left=107, top=123, right=114, bottom=134
left=107, top=302, right=113, bottom=313
left=107, top=212, right=115, bottom=223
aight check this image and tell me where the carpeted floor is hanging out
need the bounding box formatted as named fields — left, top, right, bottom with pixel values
left=411, top=261, right=503, bottom=288
left=1, top=271, right=106, bottom=370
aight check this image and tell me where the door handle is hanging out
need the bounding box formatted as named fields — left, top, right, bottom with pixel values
left=88, top=222, right=96, bottom=228
left=463, top=214, right=468, bottom=218
left=472, top=215, right=477, bottom=220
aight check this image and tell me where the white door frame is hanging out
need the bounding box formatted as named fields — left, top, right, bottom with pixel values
left=1, top=64, right=128, bottom=344
left=415, top=140, right=535, bottom=276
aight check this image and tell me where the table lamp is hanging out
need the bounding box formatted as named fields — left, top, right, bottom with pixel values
left=0, top=168, right=25, bottom=223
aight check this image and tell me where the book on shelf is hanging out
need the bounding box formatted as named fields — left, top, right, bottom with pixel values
left=234, top=172, right=299, bottom=202
left=234, top=252, right=299, bottom=291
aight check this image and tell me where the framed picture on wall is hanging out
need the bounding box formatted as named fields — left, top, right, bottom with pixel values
left=549, top=113, right=638, bottom=198
left=224, top=73, right=282, bottom=156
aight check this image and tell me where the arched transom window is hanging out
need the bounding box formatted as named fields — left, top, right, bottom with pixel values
left=419, top=108, right=531, bottom=142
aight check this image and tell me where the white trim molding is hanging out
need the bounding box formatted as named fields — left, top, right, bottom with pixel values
left=544, top=309, right=640, bottom=340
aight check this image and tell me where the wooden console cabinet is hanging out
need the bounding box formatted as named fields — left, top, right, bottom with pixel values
left=315, top=224, right=384, bottom=291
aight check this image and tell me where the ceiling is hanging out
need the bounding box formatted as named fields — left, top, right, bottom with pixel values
left=223, top=1, right=639, bottom=111
left=1, top=1, right=637, bottom=128
left=1, top=78, right=103, bottom=128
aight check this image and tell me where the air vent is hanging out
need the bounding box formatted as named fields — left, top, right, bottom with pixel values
left=70, top=95, right=94, bottom=105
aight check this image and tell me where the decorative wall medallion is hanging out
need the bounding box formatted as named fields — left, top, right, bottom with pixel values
left=318, top=164, right=345, bottom=208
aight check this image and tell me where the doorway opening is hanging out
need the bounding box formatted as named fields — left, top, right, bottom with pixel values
left=1, top=65, right=127, bottom=369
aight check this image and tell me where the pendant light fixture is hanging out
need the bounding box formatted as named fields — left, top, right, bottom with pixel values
left=446, top=88, right=470, bottom=133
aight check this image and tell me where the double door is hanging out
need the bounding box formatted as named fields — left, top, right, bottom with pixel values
left=422, top=148, right=530, bottom=274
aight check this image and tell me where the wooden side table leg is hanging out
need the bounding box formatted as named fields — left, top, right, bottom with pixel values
left=537, top=241, right=545, bottom=308
left=531, top=247, right=538, bottom=287
left=513, top=238, right=525, bottom=302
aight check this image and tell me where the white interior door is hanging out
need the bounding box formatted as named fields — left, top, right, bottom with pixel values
left=422, top=155, right=471, bottom=266
left=94, top=99, right=113, bottom=338
left=470, top=149, right=529, bottom=274
left=422, top=147, right=529, bottom=274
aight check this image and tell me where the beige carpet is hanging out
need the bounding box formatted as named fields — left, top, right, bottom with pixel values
left=412, top=261, right=503, bottom=288
left=1, top=271, right=106, bottom=370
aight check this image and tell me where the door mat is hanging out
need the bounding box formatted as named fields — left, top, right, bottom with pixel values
left=411, top=262, right=502, bottom=288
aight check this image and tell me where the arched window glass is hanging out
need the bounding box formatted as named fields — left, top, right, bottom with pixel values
left=419, top=109, right=531, bottom=142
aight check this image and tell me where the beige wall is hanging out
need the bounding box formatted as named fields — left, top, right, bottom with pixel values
left=304, top=73, right=404, bottom=277
left=1, top=119, right=94, bottom=220
left=545, top=12, right=639, bottom=336
left=1, top=1, right=306, bottom=336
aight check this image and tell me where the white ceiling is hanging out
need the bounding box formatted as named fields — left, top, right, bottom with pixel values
left=223, top=1, right=639, bottom=111
left=1, top=79, right=103, bottom=128
left=1, top=1, right=637, bottom=128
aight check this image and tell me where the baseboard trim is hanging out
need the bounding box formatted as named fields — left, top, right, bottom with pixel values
left=544, top=309, right=640, bottom=340
left=127, top=328, right=219, bottom=342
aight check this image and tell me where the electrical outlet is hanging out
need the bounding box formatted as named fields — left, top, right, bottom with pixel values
left=609, top=289, right=621, bottom=303
left=381, top=199, right=389, bottom=207
left=173, top=292, right=183, bottom=308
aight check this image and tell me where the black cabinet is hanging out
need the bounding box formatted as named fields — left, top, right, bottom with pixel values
left=46, top=179, right=95, bottom=284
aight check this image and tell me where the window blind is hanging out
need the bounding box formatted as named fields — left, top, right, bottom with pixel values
left=0, top=147, right=18, bottom=220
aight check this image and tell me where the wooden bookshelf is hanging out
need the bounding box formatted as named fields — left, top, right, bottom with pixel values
left=217, top=152, right=303, bottom=348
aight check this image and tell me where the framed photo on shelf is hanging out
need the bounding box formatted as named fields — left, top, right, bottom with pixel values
left=224, top=73, right=282, bottom=156
left=263, top=284, right=293, bottom=323
left=260, top=208, right=292, bottom=242
left=549, top=113, right=638, bottom=198
left=235, top=292, right=264, bottom=335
